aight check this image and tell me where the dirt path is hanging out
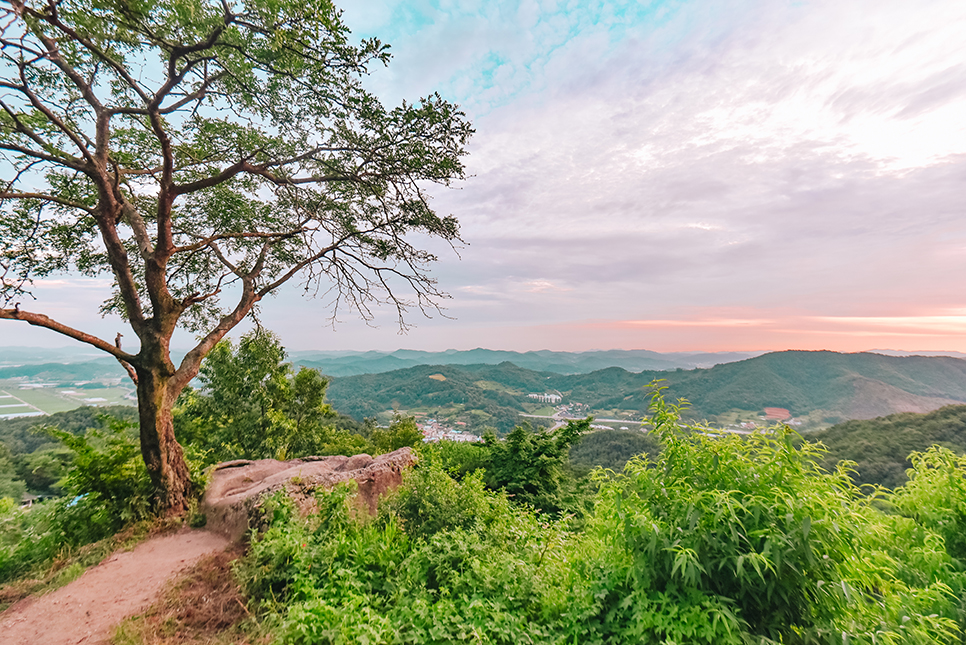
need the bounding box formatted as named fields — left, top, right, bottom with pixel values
left=0, top=529, right=230, bottom=645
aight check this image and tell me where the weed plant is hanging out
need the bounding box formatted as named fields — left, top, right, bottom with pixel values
left=239, top=390, right=966, bottom=644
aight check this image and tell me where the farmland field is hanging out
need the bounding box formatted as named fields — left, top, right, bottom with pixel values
left=0, top=379, right=135, bottom=417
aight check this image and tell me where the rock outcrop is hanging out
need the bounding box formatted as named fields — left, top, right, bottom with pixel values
left=202, top=448, right=416, bottom=541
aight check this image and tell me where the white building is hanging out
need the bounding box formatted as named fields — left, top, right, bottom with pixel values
left=528, top=392, right=562, bottom=404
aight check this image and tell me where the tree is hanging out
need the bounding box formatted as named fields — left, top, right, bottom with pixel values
left=0, top=0, right=472, bottom=513
left=0, top=441, right=26, bottom=502
left=483, top=418, right=588, bottom=512
left=176, top=329, right=371, bottom=461
left=176, top=330, right=299, bottom=460
left=370, top=412, right=423, bottom=453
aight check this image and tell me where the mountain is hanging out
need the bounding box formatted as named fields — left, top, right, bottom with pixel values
left=325, top=350, right=966, bottom=433
left=0, top=358, right=127, bottom=381
left=580, top=350, right=966, bottom=424
left=289, top=348, right=762, bottom=376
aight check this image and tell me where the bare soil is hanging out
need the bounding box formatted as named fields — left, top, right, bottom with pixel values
left=0, top=529, right=229, bottom=645
left=112, top=544, right=259, bottom=645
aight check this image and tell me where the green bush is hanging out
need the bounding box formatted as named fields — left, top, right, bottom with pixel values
left=381, top=453, right=508, bottom=541
left=577, top=391, right=963, bottom=643
left=48, top=418, right=153, bottom=528
left=236, top=390, right=966, bottom=645
left=482, top=418, right=587, bottom=514
left=0, top=415, right=158, bottom=583
left=370, top=414, right=424, bottom=454
left=239, top=458, right=577, bottom=645
left=418, top=439, right=490, bottom=480
left=892, top=446, right=966, bottom=561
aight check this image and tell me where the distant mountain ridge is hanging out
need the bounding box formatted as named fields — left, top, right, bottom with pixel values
left=289, top=348, right=763, bottom=376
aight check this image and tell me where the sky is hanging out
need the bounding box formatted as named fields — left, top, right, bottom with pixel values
left=6, top=0, right=966, bottom=353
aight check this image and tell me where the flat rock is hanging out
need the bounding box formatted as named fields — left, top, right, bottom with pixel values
left=202, top=448, right=416, bottom=541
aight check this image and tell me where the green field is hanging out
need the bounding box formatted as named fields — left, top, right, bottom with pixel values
left=473, top=380, right=522, bottom=395
left=0, top=379, right=135, bottom=417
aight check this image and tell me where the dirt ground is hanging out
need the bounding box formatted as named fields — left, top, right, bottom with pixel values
left=0, top=529, right=230, bottom=645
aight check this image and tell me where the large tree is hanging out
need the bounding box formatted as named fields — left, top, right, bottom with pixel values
left=0, top=0, right=471, bottom=513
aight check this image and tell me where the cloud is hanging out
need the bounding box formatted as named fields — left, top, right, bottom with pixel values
left=380, top=0, right=966, bottom=349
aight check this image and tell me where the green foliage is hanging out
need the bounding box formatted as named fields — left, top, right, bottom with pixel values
left=16, top=446, right=73, bottom=494
left=381, top=453, right=509, bottom=541
left=240, top=463, right=576, bottom=645
left=580, top=391, right=964, bottom=643
left=370, top=413, right=424, bottom=453
left=237, top=389, right=966, bottom=645
left=176, top=331, right=373, bottom=462
left=0, top=494, right=119, bottom=584
left=482, top=418, right=587, bottom=513
left=813, top=404, right=966, bottom=489
left=587, top=393, right=849, bottom=640
left=46, top=417, right=153, bottom=529
left=419, top=439, right=489, bottom=480
left=892, top=446, right=966, bottom=561
left=569, top=428, right=661, bottom=472
left=0, top=441, right=26, bottom=502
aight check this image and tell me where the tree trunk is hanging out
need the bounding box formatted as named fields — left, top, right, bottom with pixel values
left=136, top=365, right=192, bottom=516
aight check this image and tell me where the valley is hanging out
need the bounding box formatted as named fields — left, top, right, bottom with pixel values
left=324, top=350, right=966, bottom=434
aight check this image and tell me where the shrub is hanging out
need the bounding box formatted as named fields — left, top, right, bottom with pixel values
left=482, top=418, right=587, bottom=513
left=580, top=390, right=962, bottom=643
left=237, top=390, right=966, bottom=645
left=419, top=439, right=489, bottom=480
left=48, top=418, right=153, bottom=528
left=892, top=446, right=966, bottom=561
left=381, top=453, right=507, bottom=541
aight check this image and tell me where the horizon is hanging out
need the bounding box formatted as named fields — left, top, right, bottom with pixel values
left=2, top=342, right=966, bottom=360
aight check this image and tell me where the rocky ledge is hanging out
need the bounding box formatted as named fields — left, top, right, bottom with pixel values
left=202, top=448, right=417, bottom=541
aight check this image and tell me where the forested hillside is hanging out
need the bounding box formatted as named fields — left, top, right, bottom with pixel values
left=326, top=350, right=966, bottom=432
left=812, top=404, right=966, bottom=489
left=323, top=363, right=553, bottom=432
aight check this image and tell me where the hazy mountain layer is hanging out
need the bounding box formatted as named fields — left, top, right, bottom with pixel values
left=290, top=348, right=761, bottom=376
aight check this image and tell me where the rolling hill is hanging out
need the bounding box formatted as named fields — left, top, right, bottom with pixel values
left=810, top=404, right=966, bottom=489
left=325, top=350, right=966, bottom=432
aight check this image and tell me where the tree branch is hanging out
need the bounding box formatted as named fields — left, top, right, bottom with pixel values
left=168, top=278, right=258, bottom=396
left=0, top=140, right=87, bottom=172
left=172, top=157, right=347, bottom=196
left=25, top=1, right=150, bottom=105
left=173, top=227, right=306, bottom=254
left=0, top=191, right=94, bottom=214
left=0, top=306, right=139, bottom=364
